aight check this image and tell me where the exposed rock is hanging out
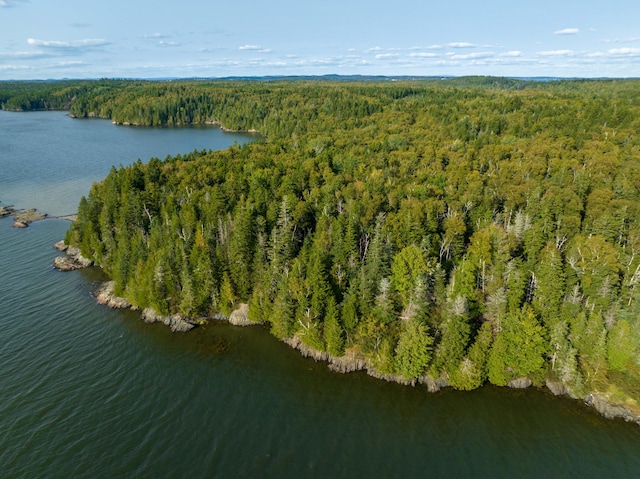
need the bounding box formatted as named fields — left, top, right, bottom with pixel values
left=166, top=315, right=195, bottom=333
left=54, top=240, right=68, bottom=252
left=418, top=376, right=449, bottom=392
left=284, top=334, right=439, bottom=388
left=141, top=307, right=162, bottom=324
left=228, top=303, right=257, bottom=326
left=284, top=336, right=331, bottom=362
left=13, top=208, right=47, bottom=227
left=545, top=380, right=578, bottom=399
left=328, top=351, right=368, bottom=374
left=140, top=307, right=194, bottom=332
left=366, top=368, right=416, bottom=386
left=94, top=281, right=132, bottom=309
left=65, top=245, right=81, bottom=257
left=53, top=255, right=85, bottom=271
left=52, top=241, right=93, bottom=270
left=0, top=205, right=16, bottom=218
left=508, top=378, right=533, bottom=389
left=584, top=394, right=640, bottom=426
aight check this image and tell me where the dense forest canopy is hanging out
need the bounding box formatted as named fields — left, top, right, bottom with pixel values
left=2, top=77, right=639, bottom=406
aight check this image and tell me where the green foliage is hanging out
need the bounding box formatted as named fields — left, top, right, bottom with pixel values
left=487, top=306, right=548, bottom=386
left=20, top=77, right=639, bottom=397
left=432, top=296, right=472, bottom=378
left=324, top=297, right=345, bottom=357
left=391, top=244, right=429, bottom=309
left=446, top=322, right=494, bottom=390
left=394, top=319, right=434, bottom=380
left=608, top=320, right=636, bottom=371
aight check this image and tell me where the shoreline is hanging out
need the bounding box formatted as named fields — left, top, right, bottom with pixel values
left=52, top=238, right=640, bottom=428
left=1, top=204, right=77, bottom=227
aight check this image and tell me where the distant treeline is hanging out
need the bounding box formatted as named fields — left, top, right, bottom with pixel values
left=3, top=78, right=639, bottom=405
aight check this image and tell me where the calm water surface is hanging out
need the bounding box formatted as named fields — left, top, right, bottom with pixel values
left=1, top=111, right=639, bottom=478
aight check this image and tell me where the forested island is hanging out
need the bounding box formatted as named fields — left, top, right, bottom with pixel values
left=2, top=77, right=639, bottom=423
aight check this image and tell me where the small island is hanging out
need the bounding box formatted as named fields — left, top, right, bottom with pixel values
left=0, top=205, right=48, bottom=228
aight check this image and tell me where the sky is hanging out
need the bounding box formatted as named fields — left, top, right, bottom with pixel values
left=1, top=0, right=640, bottom=79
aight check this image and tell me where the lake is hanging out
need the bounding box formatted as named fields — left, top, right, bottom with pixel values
left=1, top=110, right=639, bottom=478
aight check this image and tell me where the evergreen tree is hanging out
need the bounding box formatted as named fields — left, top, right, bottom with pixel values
left=394, top=319, right=434, bottom=380
left=487, top=306, right=548, bottom=386
left=324, top=297, right=345, bottom=357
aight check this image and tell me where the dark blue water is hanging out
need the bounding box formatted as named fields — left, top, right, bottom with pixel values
left=1, top=111, right=639, bottom=478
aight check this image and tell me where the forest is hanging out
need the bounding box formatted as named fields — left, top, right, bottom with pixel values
left=2, top=77, right=639, bottom=408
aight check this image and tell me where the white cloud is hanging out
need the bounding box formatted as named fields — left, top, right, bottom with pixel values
left=56, top=61, right=86, bottom=68
left=408, top=45, right=443, bottom=52
left=0, top=64, right=31, bottom=71
left=27, top=38, right=110, bottom=49
left=140, top=33, right=169, bottom=40
left=447, top=42, right=475, bottom=48
left=375, top=53, right=399, bottom=59
left=447, top=52, right=495, bottom=60
left=501, top=51, right=522, bottom=57
left=554, top=28, right=579, bottom=35
left=238, top=44, right=271, bottom=53
left=408, top=52, right=437, bottom=58
left=0, top=50, right=48, bottom=59
left=0, top=0, right=27, bottom=7
left=608, top=47, right=640, bottom=55
left=537, top=49, right=574, bottom=56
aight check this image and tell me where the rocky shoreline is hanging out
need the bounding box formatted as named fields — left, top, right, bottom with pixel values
left=92, top=281, right=199, bottom=332
left=53, top=241, right=94, bottom=270
left=286, top=334, right=640, bottom=426
left=1, top=206, right=48, bottom=228
left=51, top=239, right=640, bottom=427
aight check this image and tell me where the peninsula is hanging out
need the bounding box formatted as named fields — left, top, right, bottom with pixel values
left=3, top=77, right=639, bottom=425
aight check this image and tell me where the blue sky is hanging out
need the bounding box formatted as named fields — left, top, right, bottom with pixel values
left=1, top=0, right=640, bottom=79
